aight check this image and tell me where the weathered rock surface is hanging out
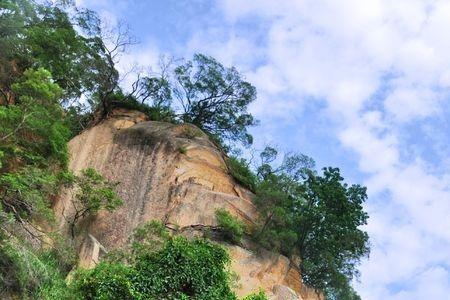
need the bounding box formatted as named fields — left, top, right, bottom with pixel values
left=54, top=109, right=322, bottom=300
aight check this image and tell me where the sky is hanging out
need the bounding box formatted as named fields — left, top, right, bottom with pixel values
left=75, top=0, right=450, bottom=299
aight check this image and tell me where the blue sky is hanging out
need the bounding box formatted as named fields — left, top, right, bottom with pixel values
left=75, top=0, right=450, bottom=298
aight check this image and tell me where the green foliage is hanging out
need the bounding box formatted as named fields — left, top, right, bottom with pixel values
left=242, top=290, right=268, bottom=300
left=1, top=68, right=69, bottom=168
left=109, top=94, right=177, bottom=123
left=68, top=168, right=123, bottom=238
left=71, top=262, right=135, bottom=300
left=252, top=147, right=369, bottom=299
left=72, top=236, right=239, bottom=300
left=297, top=167, right=369, bottom=299
left=146, top=105, right=177, bottom=123
left=138, top=54, right=258, bottom=149
left=0, top=0, right=103, bottom=102
left=0, top=240, right=71, bottom=300
left=215, top=209, right=245, bottom=244
left=0, top=150, right=4, bottom=169
left=0, top=166, right=59, bottom=223
left=24, top=6, right=96, bottom=100
left=11, top=68, right=63, bottom=103
left=253, top=177, right=299, bottom=254
left=130, top=220, right=171, bottom=258
left=227, top=156, right=257, bottom=192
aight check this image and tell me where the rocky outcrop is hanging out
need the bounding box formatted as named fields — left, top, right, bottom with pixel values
left=54, top=108, right=322, bottom=300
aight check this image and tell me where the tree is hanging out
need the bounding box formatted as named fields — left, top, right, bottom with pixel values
left=0, top=0, right=135, bottom=118
left=252, top=147, right=369, bottom=300
left=253, top=148, right=313, bottom=255
left=0, top=1, right=100, bottom=104
left=65, top=168, right=122, bottom=238
left=0, top=67, right=73, bottom=246
left=85, top=20, right=137, bottom=119
left=138, top=54, right=258, bottom=148
left=0, top=0, right=36, bottom=104
left=298, top=167, right=369, bottom=299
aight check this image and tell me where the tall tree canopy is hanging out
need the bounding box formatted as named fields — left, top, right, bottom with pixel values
left=252, top=147, right=369, bottom=300
left=1, top=0, right=91, bottom=103
left=135, top=54, right=258, bottom=148
left=0, top=0, right=130, bottom=112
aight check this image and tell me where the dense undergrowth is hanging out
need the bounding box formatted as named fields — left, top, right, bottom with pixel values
left=70, top=223, right=263, bottom=300
left=1, top=221, right=269, bottom=300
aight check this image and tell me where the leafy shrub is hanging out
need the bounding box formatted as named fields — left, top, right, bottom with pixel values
left=8, top=68, right=68, bottom=165
left=0, top=166, right=59, bottom=223
left=71, top=262, right=135, bottom=300
left=73, top=236, right=238, bottom=300
left=243, top=290, right=268, bottom=300
left=216, top=209, right=245, bottom=244
left=130, top=220, right=170, bottom=258
left=227, top=157, right=257, bottom=192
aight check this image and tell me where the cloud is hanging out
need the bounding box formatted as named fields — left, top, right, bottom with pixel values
left=209, top=0, right=450, bottom=298
left=384, top=87, right=440, bottom=122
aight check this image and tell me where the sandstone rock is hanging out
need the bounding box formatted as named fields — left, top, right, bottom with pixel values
left=226, top=245, right=303, bottom=298
left=54, top=109, right=321, bottom=300
left=78, top=234, right=107, bottom=269
left=271, top=284, right=301, bottom=300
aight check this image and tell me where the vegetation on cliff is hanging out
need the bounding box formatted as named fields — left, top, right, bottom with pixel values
left=226, top=149, right=369, bottom=299
left=0, top=1, right=369, bottom=299
left=70, top=222, right=266, bottom=300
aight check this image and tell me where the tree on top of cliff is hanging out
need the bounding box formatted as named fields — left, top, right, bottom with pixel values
left=134, top=54, right=258, bottom=148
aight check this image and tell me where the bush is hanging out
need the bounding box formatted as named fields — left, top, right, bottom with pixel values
left=130, top=220, right=170, bottom=258
left=243, top=290, right=268, bottom=300
left=73, top=236, right=238, bottom=300
left=71, top=263, right=135, bottom=300
left=227, top=157, right=257, bottom=192
left=216, top=209, right=245, bottom=244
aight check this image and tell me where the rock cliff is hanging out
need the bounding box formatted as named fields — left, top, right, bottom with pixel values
left=54, top=108, right=322, bottom=300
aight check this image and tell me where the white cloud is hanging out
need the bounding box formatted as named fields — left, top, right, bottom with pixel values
left=212, top=0, right=450, bottom=298
left=384, top=87, right=438, bottom=122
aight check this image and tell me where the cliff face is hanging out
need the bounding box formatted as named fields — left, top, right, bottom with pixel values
left=54, top=108, right=322, bottom=300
